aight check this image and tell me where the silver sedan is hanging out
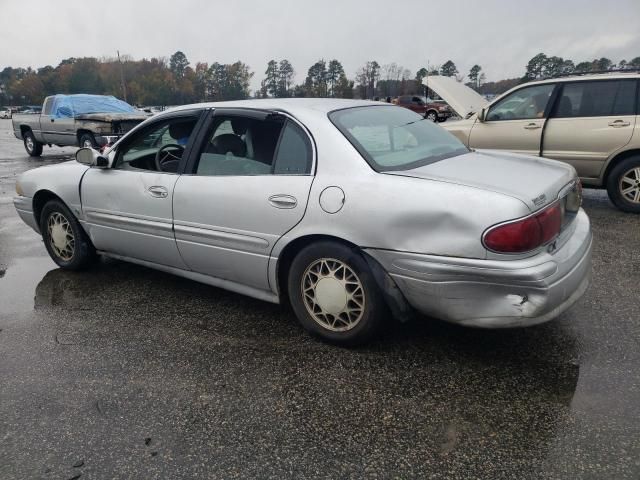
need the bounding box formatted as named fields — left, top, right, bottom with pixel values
left=13, top=99, right=592, bottom=345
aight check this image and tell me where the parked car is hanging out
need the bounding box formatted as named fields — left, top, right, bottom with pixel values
left=427, top=73, right=640, bottom=212
left=0, top=108, right=11, bottom=119
left=12, top=94, right=149, bottom=157
left=13, top=99, right=592, bottom=345
left=395, top=95, right=452, bottom=122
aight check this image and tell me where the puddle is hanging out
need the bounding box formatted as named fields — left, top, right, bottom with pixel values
left=0, top=256, right=56, bottom=314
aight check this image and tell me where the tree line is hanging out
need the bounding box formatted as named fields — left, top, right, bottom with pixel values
left=1, top=51, right=639, bottom=107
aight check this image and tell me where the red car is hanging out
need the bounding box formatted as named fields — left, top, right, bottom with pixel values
left=395, top=95, right=452, bottom=122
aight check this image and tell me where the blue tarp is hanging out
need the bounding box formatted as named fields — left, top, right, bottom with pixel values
left=51, top=94, right=136, bottom=118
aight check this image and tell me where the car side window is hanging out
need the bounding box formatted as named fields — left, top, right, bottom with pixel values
left=552, top=80, right=636, bottom=118
left=195, top=115, right=288, bottom=176
left=114, top=116, right=198, bottom=173
left=273, top=122, right=313, bottom=174
left=486, top=84, right=555, bottom=121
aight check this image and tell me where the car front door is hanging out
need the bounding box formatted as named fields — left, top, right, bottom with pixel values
left=80, top=110, right=204, bottom=268
left=172, top=109, right=314, bottom=291
left=469, top=83, right=556, bottom=156
left=542, top=79, right=638, bottom=180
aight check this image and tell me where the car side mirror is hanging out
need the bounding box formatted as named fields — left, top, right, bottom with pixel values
left=477, top=108, right=486, bottom=122
left=76, top=147, right=109, bottom=168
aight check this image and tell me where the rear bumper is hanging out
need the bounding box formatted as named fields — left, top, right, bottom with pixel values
left=365, top=209, right=592, bottom=328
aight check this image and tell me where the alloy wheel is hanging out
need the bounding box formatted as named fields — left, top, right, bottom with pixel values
left=301, top=258, right=365, bottom=332
left=25, top=136, right=34, bottom=152
left=47, top=212, right=75, bottom=261
left=619, top=167, right=640, bottom=204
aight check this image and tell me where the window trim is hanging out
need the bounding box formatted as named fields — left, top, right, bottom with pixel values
left=111, top=109, right=205, bottom=174
left=548, top=78, right=639, bottom=119
left=184, top=107, right=317, bottom=177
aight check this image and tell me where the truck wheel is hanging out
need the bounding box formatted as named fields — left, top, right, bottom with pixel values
left=23, top=131, right=43, bottom=157
left=287, top=241, right=388, bottom=346
left=606, top=156, right=640, bottom=213
left=425, top=110, right=438, bottom=122
left=79, top=133, right=97, bottom=149
left=40, top=199, right=96, bottom=269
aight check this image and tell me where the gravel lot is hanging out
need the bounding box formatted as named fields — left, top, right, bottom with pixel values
left=0, top=117, right=639, bottom=479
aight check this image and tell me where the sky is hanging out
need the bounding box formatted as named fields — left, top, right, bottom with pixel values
left=0, top=0, right=639, bottom=92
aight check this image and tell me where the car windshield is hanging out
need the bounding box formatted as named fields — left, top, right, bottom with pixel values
left=329, top=106, right=468, bottom=171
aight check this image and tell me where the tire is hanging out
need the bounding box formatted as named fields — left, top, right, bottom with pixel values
left=79, top=132, right=97, bottom=149
left=287, top=241, right=388, bottom=346
left=606, top=156, right=640, bottom=213
left=40, top=199, right=96, bottom=269
left=23, top=130, right=43, bottom=157
left=425, top=110, right=438, bottom=122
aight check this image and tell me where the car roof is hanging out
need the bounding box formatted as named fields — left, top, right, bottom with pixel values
left=526, top=72, right=640, bottom=86
left=164, top=98, right=386, bottom=117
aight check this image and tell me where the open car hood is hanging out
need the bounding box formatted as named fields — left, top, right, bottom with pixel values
left=423, top=76, right=488, bottom=118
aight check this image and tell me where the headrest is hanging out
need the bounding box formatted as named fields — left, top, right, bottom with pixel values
left=212, top=134, right=247, bottom=157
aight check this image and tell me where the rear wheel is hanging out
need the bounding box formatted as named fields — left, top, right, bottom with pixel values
left=287, top=241, right=387, bottom=346
left=606, top=156, right=640, bottom=213
left=40, top=199, right=96, bottom=269
left=79, top=132, right=97, bottom=149
left=23, top=131, right=43, bottom=157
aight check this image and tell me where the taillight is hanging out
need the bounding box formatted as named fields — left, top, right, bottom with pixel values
left=483, top=202, right=563, bottom=253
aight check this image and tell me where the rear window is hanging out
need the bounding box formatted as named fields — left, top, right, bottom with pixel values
left=329, top=105, right=468, bottom=171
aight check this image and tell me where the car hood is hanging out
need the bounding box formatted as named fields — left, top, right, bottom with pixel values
left=423, top=76, right=488, bottom=118
left=74, top=112, right=150, bottom=122
left=385, top=150, right=576, bottom=211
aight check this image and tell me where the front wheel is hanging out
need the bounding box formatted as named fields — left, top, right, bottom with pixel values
left=79, top=132, right=97, bottom=149
left=287, top=241, right=387, bottom=346
left=425, top=110, right=438, bottom=122
left=40, top=199, right=97, bottom=269
left=23, top=130, right=43, bottom=157
left=606, top=156, right=640, bottom=213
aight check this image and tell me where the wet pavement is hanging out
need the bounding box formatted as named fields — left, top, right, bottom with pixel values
left=0, top=117, right=639, bottom=479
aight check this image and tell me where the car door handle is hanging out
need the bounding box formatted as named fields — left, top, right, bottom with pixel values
left=148, top=186, right=168, bottom=198
left=608, top=120, right=630, bottom=127
left=524, top=123, right=541, bottom=130
left=268, top=194, right=297, bottom=209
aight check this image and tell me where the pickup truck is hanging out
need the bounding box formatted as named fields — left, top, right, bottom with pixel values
left=12, top=94, right=149, bottom=156
left=394, top=95, right=453, bottom=122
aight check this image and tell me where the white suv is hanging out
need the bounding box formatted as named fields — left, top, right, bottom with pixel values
left=429, top=73, right=640, bottom=212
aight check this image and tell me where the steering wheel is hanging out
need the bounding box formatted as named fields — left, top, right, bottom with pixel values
left=155, top=144, right=184, bottom=172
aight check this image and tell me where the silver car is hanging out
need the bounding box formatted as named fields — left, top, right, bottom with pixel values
left=13, top=99, right=592, bottom=345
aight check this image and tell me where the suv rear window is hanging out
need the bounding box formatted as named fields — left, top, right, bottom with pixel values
left=329, top=105, right=468, bottom=172
left=553, top=80, right=637, bottom=118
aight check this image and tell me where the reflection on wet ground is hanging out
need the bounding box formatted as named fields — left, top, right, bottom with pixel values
left=0, top=120, right=639, bottom=478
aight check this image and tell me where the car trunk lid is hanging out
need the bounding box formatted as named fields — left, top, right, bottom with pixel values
left=423, top=75, right=488, bottom=118
left=385, top=150, right=576, bottom=211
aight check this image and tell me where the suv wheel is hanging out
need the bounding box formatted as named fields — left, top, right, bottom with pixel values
left=425, top=110, right=438, bottom=122
left=288, top=241, right=387, bottom=346
left=23, top=130, right=43, bottom=157
left=40, top=199, right=97, bottom=269
left=606, top=156, right=640, bottom=213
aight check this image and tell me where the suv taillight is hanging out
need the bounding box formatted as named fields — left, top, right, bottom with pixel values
left=483, top=202, right=563, bottom=253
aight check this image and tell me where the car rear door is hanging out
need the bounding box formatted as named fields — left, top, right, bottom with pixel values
left=172, top=108, right=314, bottom=291
left=469, top=83, right=556, bottom=156
left=542, top=79, right=637, bottom=180
left=80, top=110, right=205, bottom=268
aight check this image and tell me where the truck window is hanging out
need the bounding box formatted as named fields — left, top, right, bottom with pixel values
left=43, top=98, right=53, bottom=115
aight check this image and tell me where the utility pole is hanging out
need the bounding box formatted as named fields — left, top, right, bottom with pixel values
left=117, top=50, right=128, bottom=102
